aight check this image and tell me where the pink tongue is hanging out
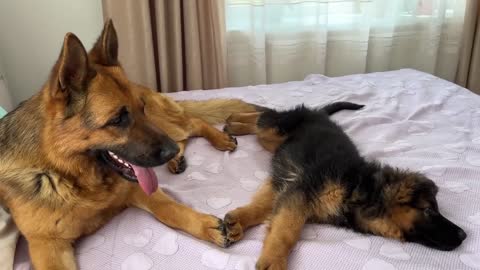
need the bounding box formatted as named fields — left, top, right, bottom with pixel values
left=130, top=165, right=158, bottom=196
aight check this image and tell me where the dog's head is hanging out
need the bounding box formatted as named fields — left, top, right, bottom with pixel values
left=42, top=20, right=178, bottom=194
left=359, top=168, right=466, bottom=251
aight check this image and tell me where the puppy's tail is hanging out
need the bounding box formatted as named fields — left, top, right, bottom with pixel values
left=322, top=102, right=364, bottom=115
left=178, top=99, right=266, bottom=125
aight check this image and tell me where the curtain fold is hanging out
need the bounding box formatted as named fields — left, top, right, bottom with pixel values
left=225, top=0, right=467, bottom=87
left=102, top=0, right=227, bottom=92
left=456, top=0, right=480, bottom=93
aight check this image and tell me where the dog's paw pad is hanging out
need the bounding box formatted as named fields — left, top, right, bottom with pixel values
left=168, top=156, right=187, bottom=174
left=228, top=135, right=238, bottom=151
left=223, top=212, right=244, bottom=245
left=204, top=217, right=230, bottom=248
left=176, top=156, right=187, bottom=173
left=213, top=133, right=238, bottom=152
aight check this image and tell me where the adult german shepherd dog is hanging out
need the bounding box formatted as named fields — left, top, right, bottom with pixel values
left=222, top=103, right=467, bottom=270
left=0, top=20, right=259, bottom=270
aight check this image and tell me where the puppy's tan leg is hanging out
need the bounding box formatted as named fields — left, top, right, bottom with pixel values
left=256, top=194, right=307, bottom=270
left=128, top=187, right=228, bottom=247
left=256, top=127, right=286, bottom=153
left=224, top=180, right=275, bottom=244
left=167, top=140, right=187, bottom=174
left=28, top=238, right=76, bottom=270
left=190, top=118, right=238, bottom=151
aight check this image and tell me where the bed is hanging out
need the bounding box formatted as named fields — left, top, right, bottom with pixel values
left=13, top=69, right=480, bottom=270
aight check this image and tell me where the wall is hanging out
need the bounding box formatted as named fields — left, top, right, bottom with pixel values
left=0, top=54, right=14, bottom=111
left=0, top=0, right=104, bottom=105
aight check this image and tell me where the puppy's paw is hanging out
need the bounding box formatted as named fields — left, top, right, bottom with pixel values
left=223, top=211, right=245, bottom=246
left=256, top=257, right=287, bottom=270
left=167, top=156, right=187, bottom=174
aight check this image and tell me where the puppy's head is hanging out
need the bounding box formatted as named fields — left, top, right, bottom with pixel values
left=373, top=169, right=466, bottom=251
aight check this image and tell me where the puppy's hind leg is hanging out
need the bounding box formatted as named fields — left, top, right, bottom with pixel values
left=256, top=191, right=308, bottom=270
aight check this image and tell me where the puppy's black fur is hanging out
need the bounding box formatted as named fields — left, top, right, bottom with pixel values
left=262, top=103, right=466, bottom=250
left=224, top=102, right=467, bottom=269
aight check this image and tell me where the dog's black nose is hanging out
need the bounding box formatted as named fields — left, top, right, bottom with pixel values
left=458, top=229, right=467, bottom=241
left=156, top=144, right=179, bottom=162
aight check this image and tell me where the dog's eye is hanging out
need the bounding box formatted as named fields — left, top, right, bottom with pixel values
left=107, top=107, right=130, bottom=127
left=424, top=208, right=434, bottom=216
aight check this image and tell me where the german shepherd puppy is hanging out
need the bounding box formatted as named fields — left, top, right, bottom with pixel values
left=222, top=103, right=467, bottom=270
left=0, top=20, right=260, bottom=270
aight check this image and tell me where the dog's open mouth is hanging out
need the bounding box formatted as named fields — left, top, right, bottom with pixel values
left=100, top=151, right=158, bottom=195
left=102, top=151, right=136, bottom=180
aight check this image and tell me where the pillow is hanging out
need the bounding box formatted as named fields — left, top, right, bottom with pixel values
left=0, top=106, right=6, bottom=118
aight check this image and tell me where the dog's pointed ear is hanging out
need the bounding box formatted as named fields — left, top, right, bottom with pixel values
left=53, top=33, right=92, bottom=97
left=49, top=33, right=95, bottom=116
left=90, top=19, right=119, bottom=66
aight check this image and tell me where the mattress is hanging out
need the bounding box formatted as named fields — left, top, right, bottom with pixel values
left=13, top=69, right=480, bottom=270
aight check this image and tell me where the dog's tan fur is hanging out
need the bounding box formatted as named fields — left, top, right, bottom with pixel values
left=0, top=20, right=260, bottom=270
left=142, top=82, right=258, bottom=173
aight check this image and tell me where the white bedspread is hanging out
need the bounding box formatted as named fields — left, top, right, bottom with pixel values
left=14, top=69, right=480, bottom=270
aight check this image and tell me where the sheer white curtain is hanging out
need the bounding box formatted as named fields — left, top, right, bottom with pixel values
left=225, top=0, right=467, bottom=86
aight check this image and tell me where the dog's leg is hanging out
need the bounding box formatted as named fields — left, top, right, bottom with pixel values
left=225, top=110, right=287, bottom=153
left=256, top=194, right=307, bottom=270
left=224, top=112, right=286, bottom=153
left=224, top=180, right=275, bottom=244
left=190, top=118, right=238, bottom=151
left=28, top=237, right=76, bottom=270
left=167, top=140, right=187, bottom=174
left=128, top=187, right=228, bottom=247
left=223, top=112, right=261, bottom=135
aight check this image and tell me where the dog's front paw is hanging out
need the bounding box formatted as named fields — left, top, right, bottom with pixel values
left=223, top=211, right=245, bottom=246
left=202, top=215, right=230, bottom=248
left=256, top=256, right=287, bottom=270
left=167, top=155, right=187, bottom=174
left=212, top=133, right=238, bottom=152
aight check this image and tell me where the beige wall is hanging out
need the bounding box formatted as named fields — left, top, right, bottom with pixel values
left=0, top=0, right=104, bottom=105
left=0, top=54, right=14, bottom=111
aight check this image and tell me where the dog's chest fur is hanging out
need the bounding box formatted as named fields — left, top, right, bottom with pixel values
left=4, top=168, right=134, bottom=239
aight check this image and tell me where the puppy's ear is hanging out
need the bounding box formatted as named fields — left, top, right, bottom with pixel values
left=89, top=19, right=119, bottom=66
left=412, top=176, right=439, bottom=199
